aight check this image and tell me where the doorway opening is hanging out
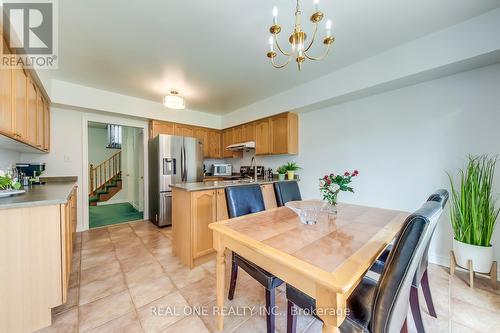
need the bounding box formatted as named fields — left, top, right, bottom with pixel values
left=87, top=121, right=144, bottom=228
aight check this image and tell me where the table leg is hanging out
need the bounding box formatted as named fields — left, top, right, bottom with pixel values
left=215, top=237, right=226, bottom=331
left=315, top=284, right=345, bottom=333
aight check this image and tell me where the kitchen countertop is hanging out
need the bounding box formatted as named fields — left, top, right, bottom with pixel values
left=170, top=179, right=297, bottom=192
left=0, top=177, right=77, bottom=210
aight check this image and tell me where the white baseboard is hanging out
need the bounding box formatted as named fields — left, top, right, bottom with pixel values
left=429, top=252, right=499, bottom=282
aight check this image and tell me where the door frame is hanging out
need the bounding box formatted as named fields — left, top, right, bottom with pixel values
left=81, top=113, right=149, bottom=231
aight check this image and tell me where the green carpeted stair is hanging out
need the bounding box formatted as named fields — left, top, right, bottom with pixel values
left=89, top=202, right=143, bottom=228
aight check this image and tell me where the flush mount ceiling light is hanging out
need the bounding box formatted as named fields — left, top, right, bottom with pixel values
left=163, top=89, right=185, bottom=109
left=267, top=0, right=335, bottom=71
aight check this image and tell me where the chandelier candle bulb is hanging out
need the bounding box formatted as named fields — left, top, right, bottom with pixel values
left=272, top=6, right=278, bottom=25
left=269, top=36, right=274, bottom=51
left=314, top=0, right=319, bottom=12
left=326, top=19, right=332, bottom=37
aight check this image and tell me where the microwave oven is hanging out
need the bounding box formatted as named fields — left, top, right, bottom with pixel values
left=212, top=163, right=232, bottom=176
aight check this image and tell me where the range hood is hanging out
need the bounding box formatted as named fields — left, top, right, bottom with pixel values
left=226, top=141, right=255, bottom=151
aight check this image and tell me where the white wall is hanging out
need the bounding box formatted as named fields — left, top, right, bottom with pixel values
left=20, top=107, right=85, bottom=230
left=88, top=127, right=120, bottom=166
left=254, top=63, right=500, bottom=268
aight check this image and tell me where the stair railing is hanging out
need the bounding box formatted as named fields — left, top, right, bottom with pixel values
left=89, top=151, right=121, bottom=196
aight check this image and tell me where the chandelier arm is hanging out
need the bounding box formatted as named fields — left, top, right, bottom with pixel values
left=271, top=55, right=292, bottom=68
left=273, top=34, right=292, bottom=57
left=303, top=42, right=332, bottom=61
left=304, top=22, right=318, bottom=52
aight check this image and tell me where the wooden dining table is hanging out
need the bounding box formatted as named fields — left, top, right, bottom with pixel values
left=209, top=202, right=409, bottom=333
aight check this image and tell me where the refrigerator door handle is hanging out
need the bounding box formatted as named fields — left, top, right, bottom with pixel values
left=183, top=145, right=187, bottom=181
left=180, top=144, right=186, bottom=182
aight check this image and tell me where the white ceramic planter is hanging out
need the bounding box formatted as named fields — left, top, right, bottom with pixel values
left=287, top=171, right=295, bottom=180
left=278, top=173, right=286, bottom=180
left=453, top=239, right=493, bottom=273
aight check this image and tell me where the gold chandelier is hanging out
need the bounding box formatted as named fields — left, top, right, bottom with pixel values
left=267, top=0, right=335, bottom=71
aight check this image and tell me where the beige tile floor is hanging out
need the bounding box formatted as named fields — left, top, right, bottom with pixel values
left=36, top=220, right=500, bottom=333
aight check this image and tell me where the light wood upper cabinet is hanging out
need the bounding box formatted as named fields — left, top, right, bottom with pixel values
left=194, top=128, right=209, bottom=157
left=147, top=112, right=297, bottom=158
left=222, top=128, right=233, bottom=158
left=43, top=102, right=50, bottom=151
left=174, top=123, right=195, bottom=137
left=270, top=112, right=298, bottom=155
left=150, top=120, right=174, bottom=138
left=208, top=130, right=221, bottom=158
left=232, top=126, right=242, bottom=144
left=0, top=60, right=13, bottom=136
left=26, top=77, right=38, bottom=145
left=255, top=118, right=270, bottom=155
left=0, top=37, right=50, bottom=153
left=242, top=122, right=256, bottom=142
left=36, top=94, right=44, bottom=148
left=13, top=67, right=28, bottom=141
left=191, top=190, right=217, bottom=259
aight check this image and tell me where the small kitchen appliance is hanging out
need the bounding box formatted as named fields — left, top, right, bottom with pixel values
left=212, top=163, right=233, bottom=176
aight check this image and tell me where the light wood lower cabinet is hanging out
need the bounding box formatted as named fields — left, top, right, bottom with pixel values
left=0, top=186, right=77, bottom=332
left=172, top=185, right=280, bottom=268
left=172, top=187, right=228, bottom=268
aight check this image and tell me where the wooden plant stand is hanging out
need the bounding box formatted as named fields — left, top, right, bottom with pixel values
left=450, top=250, right=497, bottom=289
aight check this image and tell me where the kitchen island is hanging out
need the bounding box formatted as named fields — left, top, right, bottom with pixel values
left=0, top=177, right=78, bottom=333
left=170, top=179, right=297, bottom=268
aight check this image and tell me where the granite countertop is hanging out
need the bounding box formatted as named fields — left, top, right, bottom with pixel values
left=0, top=177, right=77, bottom=210
left=170, top=179, right=297, bottom=192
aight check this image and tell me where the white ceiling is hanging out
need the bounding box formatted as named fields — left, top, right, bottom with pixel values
left=53, top=0, right=500, bottom=114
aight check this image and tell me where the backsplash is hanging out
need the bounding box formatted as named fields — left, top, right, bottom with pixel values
left=204, top=151, right=299, bottom=175
left=0, top=148, right=20, bottom=169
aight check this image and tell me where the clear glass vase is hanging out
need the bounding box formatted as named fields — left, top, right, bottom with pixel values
left=322, top=201, right=337, bottom=219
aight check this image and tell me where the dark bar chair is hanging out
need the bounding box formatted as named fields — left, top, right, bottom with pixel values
left=225, top=184, right=283, bottom=333
left=370, top=189, right=449, bottom=333
left=274, top=181, right=302, bottom=206
left=286, top=200, right=443, bottom=333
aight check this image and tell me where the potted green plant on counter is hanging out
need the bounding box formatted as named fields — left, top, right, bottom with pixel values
left=277, top=165, right=287, bottom=181
left=448, top=155, right=499, bottom=274
left=284, top=162, right=301, bottom=180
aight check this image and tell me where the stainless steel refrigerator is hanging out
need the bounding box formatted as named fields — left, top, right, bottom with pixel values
left=149, top=134, right=204, bottom=227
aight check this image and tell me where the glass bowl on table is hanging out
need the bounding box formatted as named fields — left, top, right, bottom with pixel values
left=285, top=199, right=337, bottom=225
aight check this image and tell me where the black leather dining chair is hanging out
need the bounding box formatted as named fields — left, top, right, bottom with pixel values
left=274, top=181, right=302, bottom=206
left=286, top=200, right=443, bottom=333
left=370, top=189, right=449, bottom=333
left=225, top=184, right=283, bottom=333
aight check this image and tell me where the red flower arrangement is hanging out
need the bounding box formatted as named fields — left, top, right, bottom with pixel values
left=319, top=170, right=359, bottom=206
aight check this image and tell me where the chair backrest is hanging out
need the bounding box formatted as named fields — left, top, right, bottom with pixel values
left=274, top=181, right=302, bottom=207
left=370, top=201, right=442, bottom=333
left=412, top=189, right=449, bottom=286
left=427, top=189, right=449, bottom=209
left=225, top=184, right=266, bottom=218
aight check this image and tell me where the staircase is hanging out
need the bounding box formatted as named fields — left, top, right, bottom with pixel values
left=89, top=151, right=122, bottom=206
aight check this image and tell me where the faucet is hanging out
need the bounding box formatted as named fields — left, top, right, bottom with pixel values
left=250, top=156, right=258, bottom=183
